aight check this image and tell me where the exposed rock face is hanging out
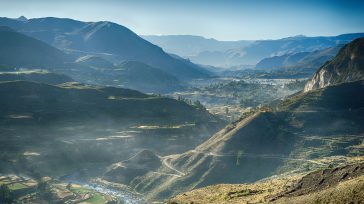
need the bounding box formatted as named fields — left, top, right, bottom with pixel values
left=304, top=37, right=364, bottom=92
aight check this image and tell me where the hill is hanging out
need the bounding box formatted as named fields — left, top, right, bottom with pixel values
left=0, top=80, right=223, bottom=178
left=115, top=61, right=182, bottom=93
left=69, top=57, right=182, bottom=93
left=0, top=17, right=211, bottom=80
left=0, top=26, right=66, bottom=69
left=0, top=80, right=217, bottom=125
left=304, top=37, right=364, bottom=92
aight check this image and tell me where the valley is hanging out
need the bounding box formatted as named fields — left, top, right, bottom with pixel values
left=0, top=3, right=364, bottom=203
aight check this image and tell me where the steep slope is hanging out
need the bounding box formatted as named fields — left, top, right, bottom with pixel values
left=103, top=79, right=364, bottom=201
left=304, top=37, right=364, bottom=92
left=0, top=17, right=211, bottom=80
left=0, top=26, right=66, bottom=69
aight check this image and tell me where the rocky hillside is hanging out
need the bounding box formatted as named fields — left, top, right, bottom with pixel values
left=304, top=37, right=364, bottom=92
left=169, top=163, right=364, bottom=204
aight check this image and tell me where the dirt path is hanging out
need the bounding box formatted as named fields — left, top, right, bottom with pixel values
left=190, top=150, right=326, bottom=166
left=160, top=156, right=187, bottom=177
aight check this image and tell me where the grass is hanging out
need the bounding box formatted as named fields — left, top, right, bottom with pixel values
left=69, top=185, right=92, bottom=194
left=8, top=182, right=29, bottom=190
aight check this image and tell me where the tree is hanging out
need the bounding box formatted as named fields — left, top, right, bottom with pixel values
left=66, top=183, right=72, bottom=190
left=0, top=184, right=14, bottom=204
left=193, top=100, right=206, bottom=110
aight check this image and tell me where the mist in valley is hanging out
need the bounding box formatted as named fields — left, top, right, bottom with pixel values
left=0, top=0, right=364, bottom=203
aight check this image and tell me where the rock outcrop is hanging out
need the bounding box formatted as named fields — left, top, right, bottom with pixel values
left=304, top=38, right=364, bottom=92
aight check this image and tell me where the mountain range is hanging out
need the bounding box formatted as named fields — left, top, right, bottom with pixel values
left=142, top=35, right=252, bottom=57
left=146, top=33, right=364, bottom=68
left=0, top=17, right=214, bottom=93
left=255, top=45, right=342, bottom=72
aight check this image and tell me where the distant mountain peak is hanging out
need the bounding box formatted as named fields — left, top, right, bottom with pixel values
left=15, top=16, right=28, bottom=22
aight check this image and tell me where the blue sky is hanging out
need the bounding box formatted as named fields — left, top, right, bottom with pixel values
left=0, top=0, right=363, bottom=40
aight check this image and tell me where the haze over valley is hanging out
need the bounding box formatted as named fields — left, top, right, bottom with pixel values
left=0, top=1, right=364, bottom=203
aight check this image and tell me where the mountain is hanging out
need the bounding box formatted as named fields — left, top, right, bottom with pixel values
left=142, top=35, right=252, bottom=57
left=304, top=37, right=364, bottom=92
left=231, top=34, right=364, bottom=65
left=255, top=45, right=342, bottom=72
left=0, top=26, right=186, bottom=93
left=149, top=33, right=364, bottom=68
left=0, top=26, right=66, bottom=69
left=0, top=17, right=211, bottom=80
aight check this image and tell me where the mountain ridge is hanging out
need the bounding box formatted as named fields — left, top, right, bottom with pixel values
left=0, top=17, right=212, bottom=80
left=304, top=37, right=364, bottom=92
